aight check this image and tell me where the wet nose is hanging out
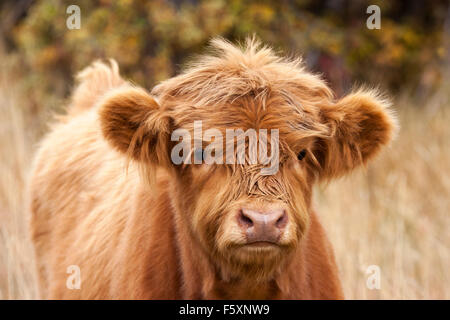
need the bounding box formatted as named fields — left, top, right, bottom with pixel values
left=237, top=208, right=288, bottom=244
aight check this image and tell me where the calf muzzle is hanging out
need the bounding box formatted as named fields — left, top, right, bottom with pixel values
left=237, top=208, right=288, bottom=244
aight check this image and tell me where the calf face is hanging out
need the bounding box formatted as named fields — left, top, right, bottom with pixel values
left=99, top=38, right=396, bottom=281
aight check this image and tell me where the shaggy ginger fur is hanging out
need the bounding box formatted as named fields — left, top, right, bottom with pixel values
left=29, top=38, right=396, bottom=299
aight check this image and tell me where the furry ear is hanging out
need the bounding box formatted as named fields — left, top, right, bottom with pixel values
left=314, top=89, right=397, bottom=179
left=99, top=87, right=171, bottom=164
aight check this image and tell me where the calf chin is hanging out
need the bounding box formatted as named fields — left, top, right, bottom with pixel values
left=213, top=245, right=297, bottom=283
left=213, top=223, right=300, bottom=282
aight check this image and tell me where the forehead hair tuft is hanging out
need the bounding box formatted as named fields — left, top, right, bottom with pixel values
left=152, top=36, right=333, bottom=109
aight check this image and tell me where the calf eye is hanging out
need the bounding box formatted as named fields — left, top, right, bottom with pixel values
left=297, top=149, right=307, bottom=161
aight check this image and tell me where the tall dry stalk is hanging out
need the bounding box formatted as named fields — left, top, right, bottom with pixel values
left=0, top=50, right=40, bottom=299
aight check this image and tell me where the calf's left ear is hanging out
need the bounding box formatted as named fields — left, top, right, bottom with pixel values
left=315, top=89, right=398, bottom=179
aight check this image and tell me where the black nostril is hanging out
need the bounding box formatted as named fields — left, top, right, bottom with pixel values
left=238, top=210, right=253, bottom=228
left=275, top=211, right=288, bottom=228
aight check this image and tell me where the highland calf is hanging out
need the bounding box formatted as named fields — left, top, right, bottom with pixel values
left=29, top=38, right=396, bottom=299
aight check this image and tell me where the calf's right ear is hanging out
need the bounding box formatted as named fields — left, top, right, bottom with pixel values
left=99, top=87, right=171, bottom=164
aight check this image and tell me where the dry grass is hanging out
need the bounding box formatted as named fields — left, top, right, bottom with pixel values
left=0, top=50, right=448, bottom=299
left=317, top=93, right=450, bottom=299
left=0, top=52, right=39, bottom=299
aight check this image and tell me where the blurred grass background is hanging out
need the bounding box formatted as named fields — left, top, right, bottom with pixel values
left=0, top=0, right=449, bottom=299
